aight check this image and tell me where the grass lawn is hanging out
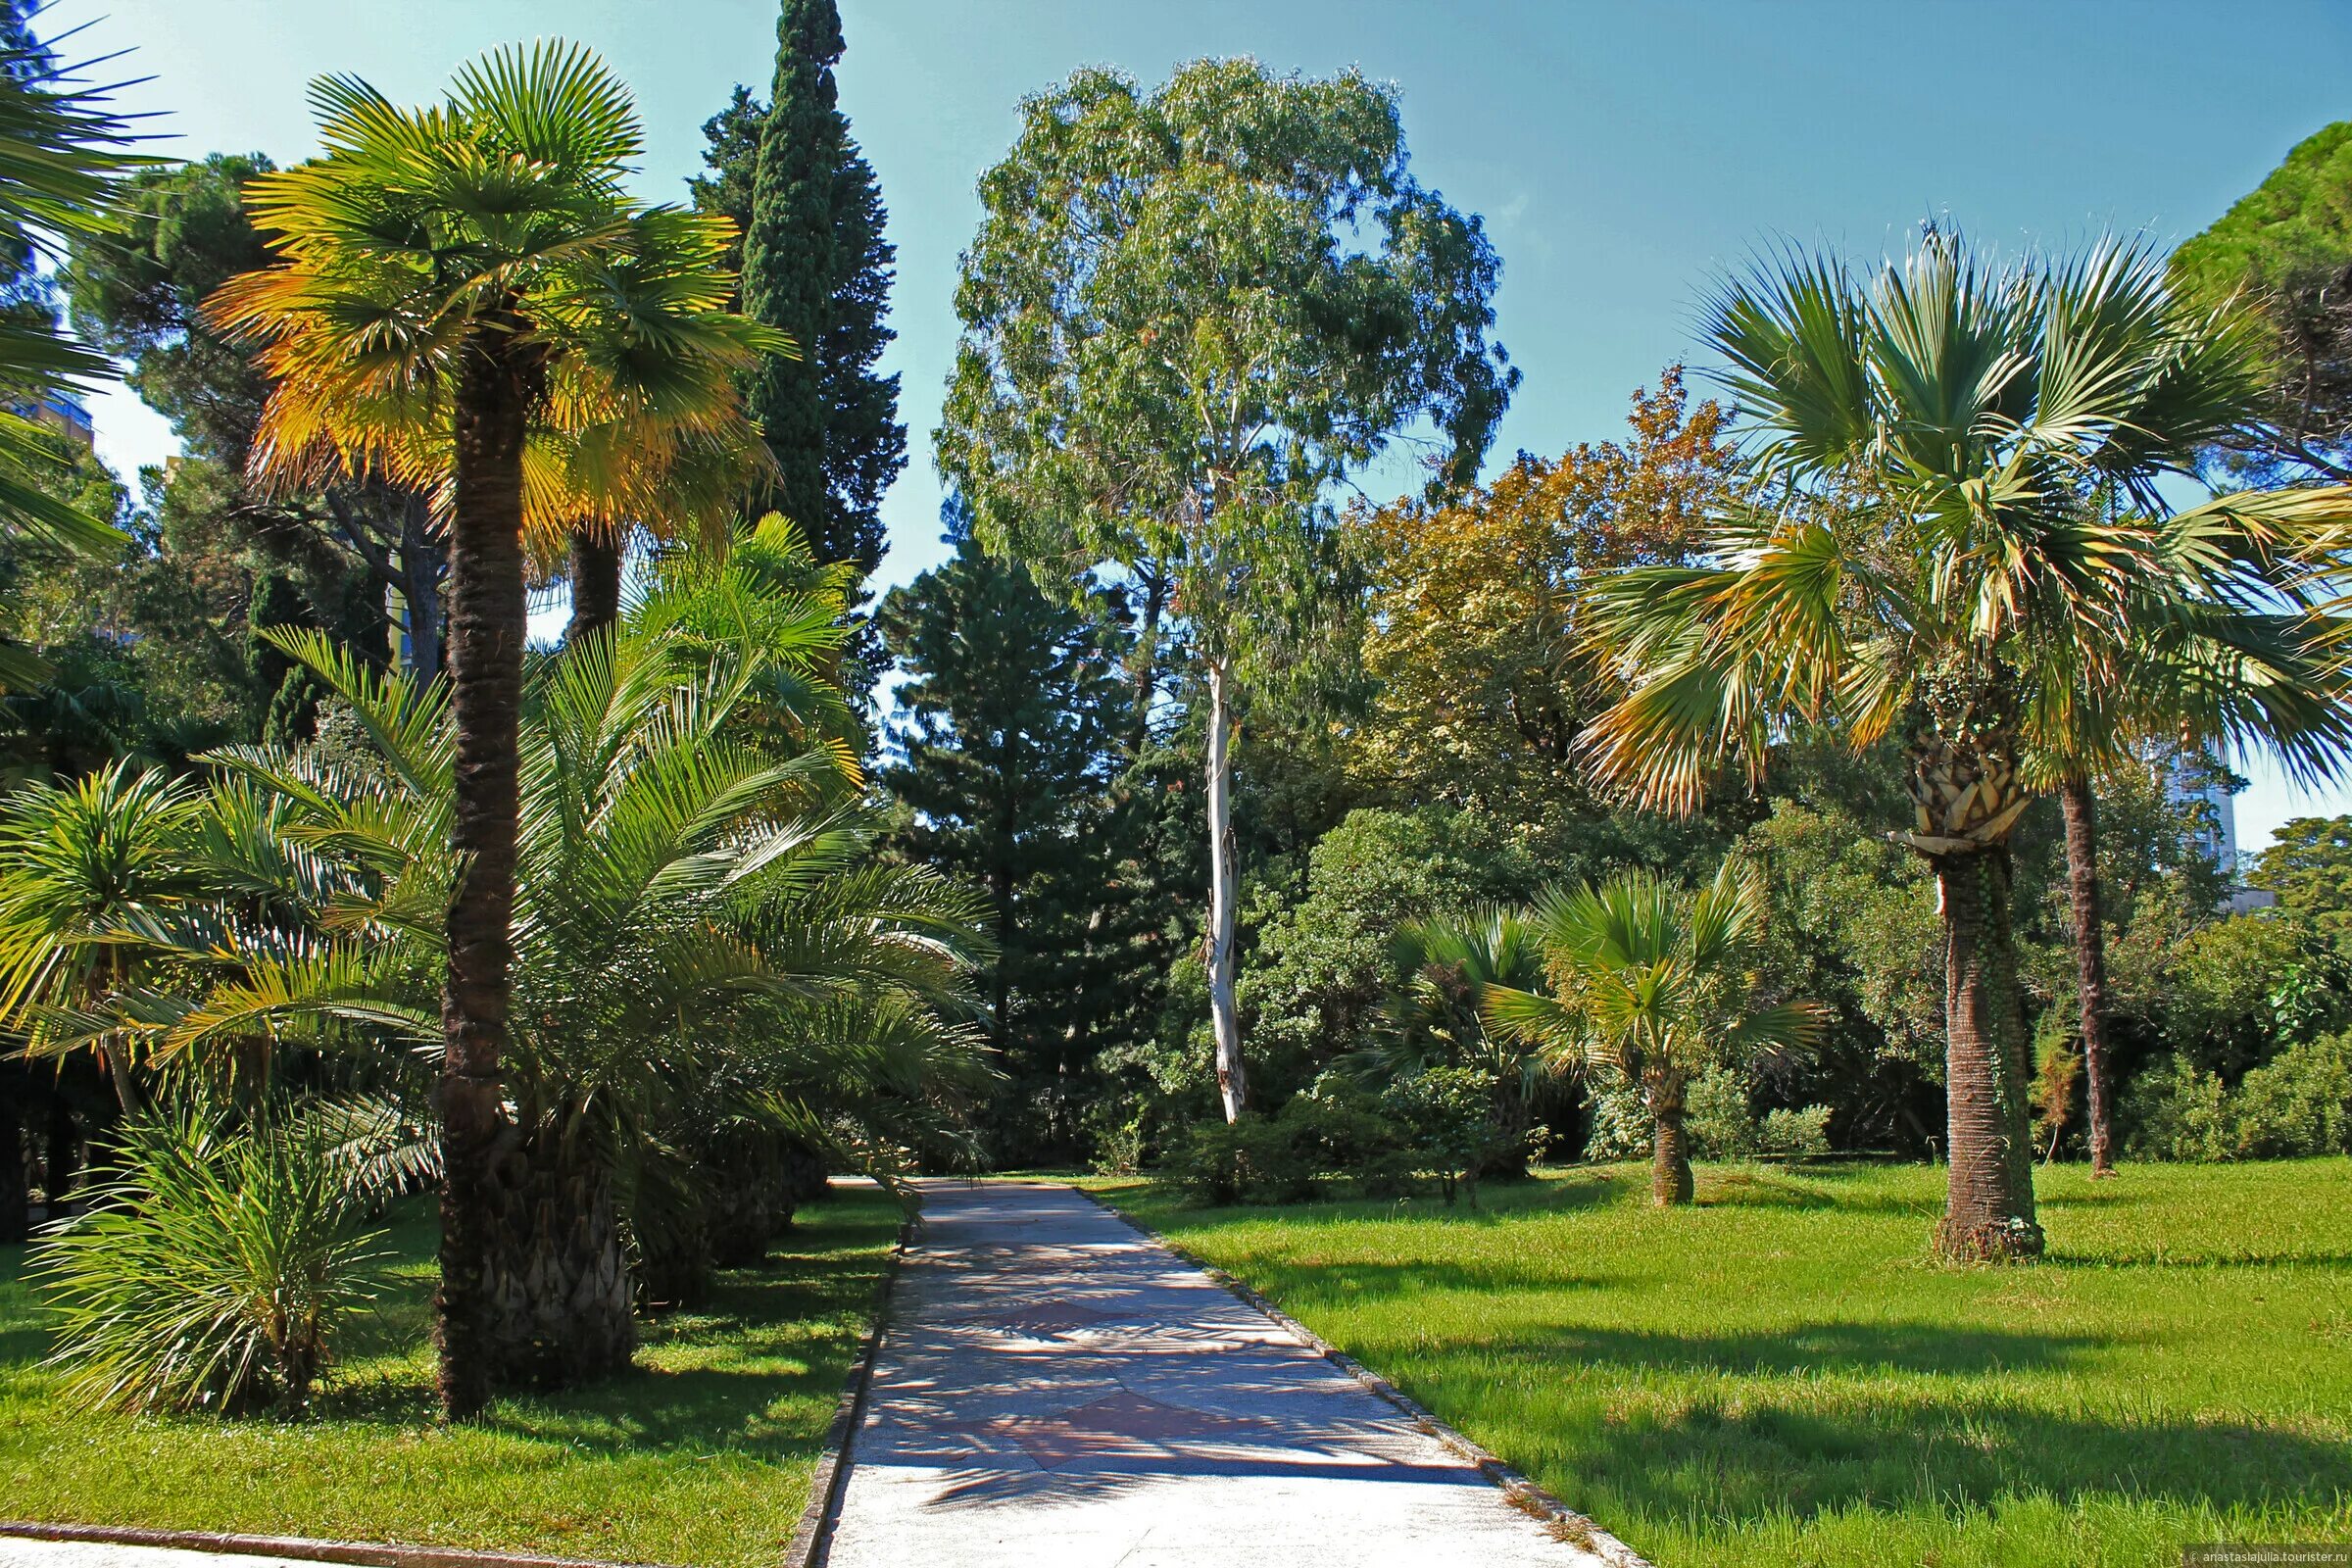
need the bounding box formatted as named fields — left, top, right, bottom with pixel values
left=1089, top=1159, right=2352, bottom=1568
left=0, top=1184, right=901, bottom=1568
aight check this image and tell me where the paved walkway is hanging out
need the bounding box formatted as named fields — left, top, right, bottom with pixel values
left=822, top=1179, right=1611, bottom=1568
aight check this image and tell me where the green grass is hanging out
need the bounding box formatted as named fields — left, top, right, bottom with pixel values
left=1089, top=1159, right=2352, bottom=1568
left=0, top=1187, right=901, bottom=1568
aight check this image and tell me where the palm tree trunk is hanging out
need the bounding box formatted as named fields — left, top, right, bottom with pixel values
left=2060, top=774, right=2117, bottom=1178
left=1205, top=655, right=1247, bottom=1122
left=1650, top=1076, right=1693, bottom=1205
left=564, top=526, right=623, bottom=646
left=437, top=325, right=534, bottom=1421
left=1933, top=847, right=2045, bottom=1260
left=484, top=1125, right=636, bottom=1386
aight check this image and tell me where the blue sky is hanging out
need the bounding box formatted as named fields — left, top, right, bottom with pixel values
left=41, top=0, right=2352, bottom=852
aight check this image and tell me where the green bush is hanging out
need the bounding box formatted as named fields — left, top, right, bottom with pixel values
left=2125, top=1034, right=2352, bottom=1161
left=1169, top=1113, right=1319, bottom=1205
left=1685, top=1066, right=1756, bottom=1159
left=2230, top=1033, right=2352, bottom=1157
left=2125, top=1055, right=2238, bottom=1161
left=1584, top=1082, right=1653, bottom=1161
left=36, top=1105, right=390, bottom=1413
left=1759, top=1103, right=1835, bottom=1155
left=1379, top=1066, right=1504, bottom=1205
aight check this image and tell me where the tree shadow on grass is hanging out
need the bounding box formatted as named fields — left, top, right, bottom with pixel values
left=311, top=1226, right=895, bottom=1459
left=1566, top=1386, right=2351, bottom=1539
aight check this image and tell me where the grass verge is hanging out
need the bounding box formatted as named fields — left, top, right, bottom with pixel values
left=1088, top=1158, right=2352, bottom=1568
left=0, top=1184, right=901, bottom=1568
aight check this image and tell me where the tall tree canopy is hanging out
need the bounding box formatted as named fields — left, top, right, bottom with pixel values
left=702, top=0, right=905, bottom=588
left=877, top=509, right=1139, bottom=1161
left=2173, top=122, right=2352, bottom=483
left=939, top=57, right=1516, bottom=1122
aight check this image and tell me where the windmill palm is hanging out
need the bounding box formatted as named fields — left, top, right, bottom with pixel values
left=2034, top=589, right=2352, bottom=1179
left=1583, top=229, right=2352, bottom=1257
left=203, top=42, right=786, bottom=1415
left=1487, top=863, right=1823, bottom=1206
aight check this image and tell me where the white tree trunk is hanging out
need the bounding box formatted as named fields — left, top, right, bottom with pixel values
left=1205, top=656, right=1247, bottom=1122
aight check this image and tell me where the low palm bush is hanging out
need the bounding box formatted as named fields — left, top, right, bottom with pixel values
left=36, top=1104, right=390, bottom=1413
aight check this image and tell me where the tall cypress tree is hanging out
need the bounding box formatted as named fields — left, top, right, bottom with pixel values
left=698, top=0, right=904, bottom=586
left=878, top=508, right=1143, bottom=1162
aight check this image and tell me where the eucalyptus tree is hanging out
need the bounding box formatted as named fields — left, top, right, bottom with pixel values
left=204, top=41, right=783, bottom=1416
left=1583, top=230, right=2352, bottom=1257
left=939, top=58, right=1516, bottom=1120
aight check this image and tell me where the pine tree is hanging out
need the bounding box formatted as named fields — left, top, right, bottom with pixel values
left=877, top=511, right=1140, bottom=1161
left=698, top=0, right=904, bottom=586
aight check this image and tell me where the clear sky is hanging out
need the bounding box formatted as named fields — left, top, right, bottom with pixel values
left=40, top=0, right=2352, bottom=853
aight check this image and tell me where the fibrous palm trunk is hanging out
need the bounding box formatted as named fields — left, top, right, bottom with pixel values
left=485, top=1127, right=636, bottom=1386
left=1933, top=847, right=2045, bottom=1259
left=564, top=526, right=623, bottom=646
left=437, top=324, right=535, bottom=1421
left=2060, top=774, right=2117, bottom=1178
left=1204, top=656, right=1247, bottom=1122
left=1649, top=1078, right=1693, bottom=1206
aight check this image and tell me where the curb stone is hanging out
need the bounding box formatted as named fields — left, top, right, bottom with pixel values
left=1077, top=1185, right=1655, bottom=1568
left=780, top=1207, right=921, bottom=1568
left=4, top=1197, right=924, bottom=1568
left=0, top=1524, right=682, bottom=1568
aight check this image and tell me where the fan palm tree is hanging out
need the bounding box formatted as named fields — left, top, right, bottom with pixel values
left=1487, top=863, right=1822, bottom=1206
left=1352, top=906, right=1552, bottom=1176
left=1583, top=229, right=2352, bottom=1257
left=203, top=41, right=786, bottom=1416
left=2035, top=596, right=2352, bottom=1179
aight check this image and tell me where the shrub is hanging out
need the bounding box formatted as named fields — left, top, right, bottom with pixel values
left=1379, top=1066, right=1505, bottom=1205
left=2124, top=1055, right=2235, bottom=1161
left=36, top=1105, right=390, bottom=1413
left=1583, top=1083, right=1652, bottom=1161
left=1758, top=1104, right=1834, bottom=1156
left=2230, top=1033, right=2352, bottom=1157
left=1684, top=1066, right=1757, bottom=1159
left=1169, top=1113, right=1319, bottom=1205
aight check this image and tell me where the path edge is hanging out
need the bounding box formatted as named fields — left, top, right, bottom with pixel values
left=0, top=1522, right=681, bottom=1568
left=1077, top=1184, right=1655, bottom=1568
left=779, top=1202, right=921, bottom=1568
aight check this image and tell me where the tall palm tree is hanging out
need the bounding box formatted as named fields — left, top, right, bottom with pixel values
left=203, top=41, right=785, bottom=1417
left=2037, top=602, right=2352, bottom=1178
left=1583, top=230, right=2352, bottom=1257
left=1487, top=863, right=1822, bottom=1205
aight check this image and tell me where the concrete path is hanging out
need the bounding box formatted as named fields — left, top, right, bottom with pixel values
left=822, top=1179, right=1610, bottom=1568
left=0, top=1547, right=315, bottom=1568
